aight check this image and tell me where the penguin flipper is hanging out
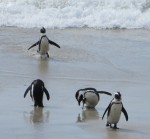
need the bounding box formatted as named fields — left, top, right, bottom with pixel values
left=122, top=106, right=128, bottom=121
left=102, top=103, right=111, bottom=120
left=78, top=94, right=84, bottom=106
left=24, top=85, right=31, bottom=98
left=43, top=87, right=50, bottom=100
left=28, top=41, right=39, bottom=50
left=49, top=40, right=60, bottom=48
left=97, top=91, right=112, bottom=96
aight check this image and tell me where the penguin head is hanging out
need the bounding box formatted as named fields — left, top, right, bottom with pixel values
left=75, top=91, right=79, bottom=100
left=114, top=92, right=121, bottom=100
left=78, top=94, right=84, bottom=106
left=40, top=27, right=46, bottom=34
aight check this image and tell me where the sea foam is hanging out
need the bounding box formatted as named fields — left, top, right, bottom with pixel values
left=0, top=0, right=150, bottom=29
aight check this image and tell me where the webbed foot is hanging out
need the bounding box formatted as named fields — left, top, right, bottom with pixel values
left=106, top=122, right=110, bottom=127
left=113, top=124, right=119, bottom=129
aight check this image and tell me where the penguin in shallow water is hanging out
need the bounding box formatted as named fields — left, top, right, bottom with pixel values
left=24, top=79, right=50, bottom=107
left=102, top=92, right=128, bottom=129
left=28, top=27, right=60, bottom=58
left=75, top=87, right=112, bottom=108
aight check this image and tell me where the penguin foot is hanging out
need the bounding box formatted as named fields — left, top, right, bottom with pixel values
left=39, top=105, right=44, bottom=108
left=113, top=124, right=119, bottom=129
left=38, top=104, right=44, bottom=107
left=34, top=104, right=37, bottom=107
left=106, top=122, right=110, bottom=127
left=34, top=103, right=44, bottom=108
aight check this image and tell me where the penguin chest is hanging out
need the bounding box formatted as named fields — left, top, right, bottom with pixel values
left=84, top=93, right=99, bottom=107
left=39, top=37, right=49, bottom=55
left=107, top=104, right=122, bottom=124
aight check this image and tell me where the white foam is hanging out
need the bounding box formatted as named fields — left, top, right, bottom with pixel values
left=0, top=0, right=150, bottom=29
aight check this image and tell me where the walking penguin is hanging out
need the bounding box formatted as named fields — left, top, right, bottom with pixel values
left=102, top=92, right=128, bottom=129
left=28, top=27, right=60, bottom=58
left=24, top=79, right=50, bottom=107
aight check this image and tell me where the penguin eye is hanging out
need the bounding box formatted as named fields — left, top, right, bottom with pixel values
left=115, top=94, right=121, bottom=99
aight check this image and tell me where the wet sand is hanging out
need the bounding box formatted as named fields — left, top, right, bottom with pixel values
left=0, top=27, right=150, bottom=139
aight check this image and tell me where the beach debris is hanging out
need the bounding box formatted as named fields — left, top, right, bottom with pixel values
left=28, top=27, right=60, bottom=58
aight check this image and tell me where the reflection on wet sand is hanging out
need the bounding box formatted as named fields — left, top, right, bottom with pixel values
left=77, top=108, right=99, bottom=123
left=24, top=107, right=50, bottom=124
left=38, top=60, right=49, bottom=75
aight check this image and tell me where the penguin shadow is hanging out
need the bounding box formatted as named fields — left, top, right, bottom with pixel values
left=24, top=107, right=50, bottom=124
left=77, top=107, right=100, bottom=123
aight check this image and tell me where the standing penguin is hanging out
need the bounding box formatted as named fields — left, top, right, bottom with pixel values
left=102, top=92, right=128, bottom=129
left=24, top=79, right=50, bottom=107
left=28, top=27, right=60, bottom=58
left=75, top=87, right=112, bottom=108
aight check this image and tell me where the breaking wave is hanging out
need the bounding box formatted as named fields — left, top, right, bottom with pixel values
left=0, top=0, right=150, bottom=29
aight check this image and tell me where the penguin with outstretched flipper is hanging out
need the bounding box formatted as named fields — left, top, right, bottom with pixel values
left=75, top=87, right=112, bottom=108
left=28, top=27, right=60, bottom=58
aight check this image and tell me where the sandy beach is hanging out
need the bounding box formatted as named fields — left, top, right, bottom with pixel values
left=0, top=27, right=150, bottom=139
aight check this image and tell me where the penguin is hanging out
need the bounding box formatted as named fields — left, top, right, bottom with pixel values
left=75, top=87, right=112, bottom=108
left=28, top=27, right=60, bottom=58
left=24, top=79, right=50, bottom=107
left=102, top=92, right=128, bottom=129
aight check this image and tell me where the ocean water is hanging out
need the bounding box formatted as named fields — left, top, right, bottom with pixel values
left=0, top=0, right=150, bottom=29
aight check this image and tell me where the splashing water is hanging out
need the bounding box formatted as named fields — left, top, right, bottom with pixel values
left=0, top=0, right=150, bottom=29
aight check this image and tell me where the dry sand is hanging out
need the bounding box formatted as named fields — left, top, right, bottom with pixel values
left=0, top=27, right=150, bottom=139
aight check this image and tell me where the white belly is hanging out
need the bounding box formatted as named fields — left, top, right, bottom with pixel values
left=85, top=93, right=99, bottom=107
left=107, top=104, right=122, bottom=124
left=39, top=37, right=49, bottom=55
